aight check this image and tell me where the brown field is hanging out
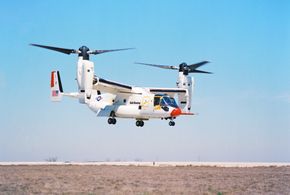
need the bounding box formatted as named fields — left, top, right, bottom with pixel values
left=0, top=165, right=290, bottom=194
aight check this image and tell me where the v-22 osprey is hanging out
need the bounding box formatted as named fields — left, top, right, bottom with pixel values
left=31, top=44, right=211, bottom=127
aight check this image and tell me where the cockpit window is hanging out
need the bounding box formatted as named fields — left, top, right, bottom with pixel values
left=169, top=97, right=178, bottom=108
left=155, top=95, right=178, bottom=108
left=160, top=98, right=167, bottom=107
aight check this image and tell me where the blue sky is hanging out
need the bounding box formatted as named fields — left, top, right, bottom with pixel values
left=0, top=0, right=289, bottom=162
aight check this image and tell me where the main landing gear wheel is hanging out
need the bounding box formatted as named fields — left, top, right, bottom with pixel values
left=108, top=118, right=117, bottom=125
left=136, top=120, right=144, bottom=127
left=169, top=121, right=175, bottom=126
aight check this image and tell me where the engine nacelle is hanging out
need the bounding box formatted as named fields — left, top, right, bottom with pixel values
left=177, top=72, right=194, bottom=112
left=77, top=58, right=94, bottom=101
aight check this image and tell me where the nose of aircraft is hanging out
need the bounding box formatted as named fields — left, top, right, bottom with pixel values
left=171, top=108, right=182, bottom=117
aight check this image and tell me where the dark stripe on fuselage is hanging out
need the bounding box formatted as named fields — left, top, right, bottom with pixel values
left=150, top=89, right=186, bottom=93
left=119, top=91, right=142, bottom=95
left=99, top=78, right=132, bottom=90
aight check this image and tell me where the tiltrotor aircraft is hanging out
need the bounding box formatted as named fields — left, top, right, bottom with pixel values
left=31, top=44, right=211, bottom=127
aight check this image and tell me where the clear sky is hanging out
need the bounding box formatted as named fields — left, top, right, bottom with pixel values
left=0, top=0, right=289, bottom=162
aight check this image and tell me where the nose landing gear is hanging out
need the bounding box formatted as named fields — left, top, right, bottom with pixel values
left=169, top=121, right=175, bottom=126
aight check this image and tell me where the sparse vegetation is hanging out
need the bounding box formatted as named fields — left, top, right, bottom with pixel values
left=134, top=158, right=143, bottom=162
left=0, top=165, right=289, bottom=194
left=45, top=157, right=58, bottom=162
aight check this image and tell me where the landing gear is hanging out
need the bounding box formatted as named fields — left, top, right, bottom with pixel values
left=169, top=121, right=175, bottom=126
left=108, top=117, right=117, bottom=125
left=136, top=120, right=144, bottom=127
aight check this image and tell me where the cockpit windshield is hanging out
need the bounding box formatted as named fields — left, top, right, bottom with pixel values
left=169, top=97, right=179, bottom=108
left=155, top=94, right=178, bottom=108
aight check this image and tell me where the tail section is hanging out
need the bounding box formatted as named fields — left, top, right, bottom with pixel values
left=50, top=71, right=63, bottom=101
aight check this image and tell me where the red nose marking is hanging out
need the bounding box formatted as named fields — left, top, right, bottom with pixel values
left=171, top=108, right=182, bottom=117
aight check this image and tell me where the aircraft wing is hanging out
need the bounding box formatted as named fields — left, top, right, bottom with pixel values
left=93, top=77, right=133, bottom=94
left=148, top=88, right=187, bottom=97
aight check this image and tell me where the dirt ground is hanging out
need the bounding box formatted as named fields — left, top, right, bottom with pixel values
left=0, top=165, right=289, bottom=194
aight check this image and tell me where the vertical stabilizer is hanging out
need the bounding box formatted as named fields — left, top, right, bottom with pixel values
left=50, top=71, right=63, bottom=101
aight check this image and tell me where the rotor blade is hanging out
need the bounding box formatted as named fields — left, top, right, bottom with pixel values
left=190, top=69, right=213, bottom=74
left=30, top=44, right=77, bottom=55
left=135, top=62, right=178, bottom=70
left=188, top=61, right=210, bottom=70
left=89, top=48, right=135, bottom=55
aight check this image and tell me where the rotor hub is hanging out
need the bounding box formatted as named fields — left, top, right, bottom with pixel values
left=179, top=62, right=189, bottom=75
left=78, top=46, right=90, bottom=60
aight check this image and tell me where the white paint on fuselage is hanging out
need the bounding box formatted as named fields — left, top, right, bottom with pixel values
left=114, top=87, right=174, bottom=119
left=86, top=86, right=176, bottom=119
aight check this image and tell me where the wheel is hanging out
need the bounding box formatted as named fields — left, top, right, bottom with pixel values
left=136, top=120, right=144, bottom=127
left=140, top=121, right=144, bottom=127
left=169, top=121, right=175, bottom=126
left=108, top=118, right=113, bottom=124
left=112, top=118, right=117, bottom=125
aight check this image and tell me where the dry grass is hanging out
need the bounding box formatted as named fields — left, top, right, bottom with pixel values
left=0, top=165, right=289, bottom=194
